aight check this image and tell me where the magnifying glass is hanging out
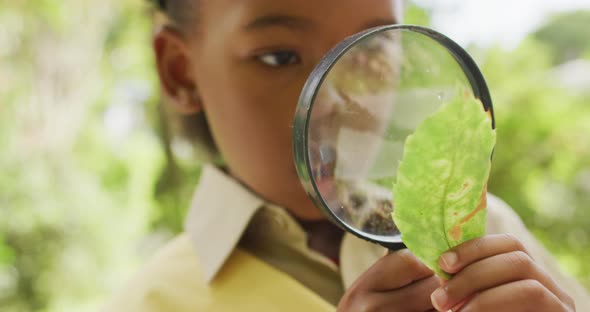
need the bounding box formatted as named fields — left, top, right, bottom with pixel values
left=293, top=25, right=495, bottom=251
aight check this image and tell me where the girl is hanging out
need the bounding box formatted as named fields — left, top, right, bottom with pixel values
left=105, top=0, right=588, bottom=311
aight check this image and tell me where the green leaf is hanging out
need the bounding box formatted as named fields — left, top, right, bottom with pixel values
left=392, top=91, right=496, bottom=278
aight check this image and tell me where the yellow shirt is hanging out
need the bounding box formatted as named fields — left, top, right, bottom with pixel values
left=104, top=165, right=590, bottom=311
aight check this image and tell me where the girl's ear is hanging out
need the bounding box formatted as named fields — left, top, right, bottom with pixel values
left=153, top=26, right=202, bottom=114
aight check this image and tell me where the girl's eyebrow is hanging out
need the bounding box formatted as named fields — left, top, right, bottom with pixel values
left=243, top=14, right=315, bottom=32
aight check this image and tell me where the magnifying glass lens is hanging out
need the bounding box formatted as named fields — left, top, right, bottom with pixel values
left=295, top=26, right=494, bottom=248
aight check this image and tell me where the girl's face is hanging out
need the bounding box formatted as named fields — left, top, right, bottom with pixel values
left=156, top=0, right=400, bottom=220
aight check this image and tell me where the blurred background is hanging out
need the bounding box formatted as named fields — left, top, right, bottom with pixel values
left=1, top=0, right=589, bottom=311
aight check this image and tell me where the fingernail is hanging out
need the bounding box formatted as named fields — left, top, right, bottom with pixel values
left=431, top=287, right=448, bottom=311
left=441, top=251, right=458, bottom=269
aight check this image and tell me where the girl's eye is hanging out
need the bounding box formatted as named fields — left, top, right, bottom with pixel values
left=256, top=50, right=301, bottom=67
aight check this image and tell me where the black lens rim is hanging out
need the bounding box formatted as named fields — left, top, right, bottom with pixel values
left=293, top=25, right=495, bottom=250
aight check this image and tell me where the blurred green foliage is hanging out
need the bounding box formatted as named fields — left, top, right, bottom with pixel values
left=0, top=1, right=199, bottom=311
left=483, top=39, right=590, bottom=288
left=533, top=10, right=590, bottom=64
left=0, top=1, right=588, bottom=311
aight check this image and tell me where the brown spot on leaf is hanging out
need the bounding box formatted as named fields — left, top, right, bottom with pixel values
left=448, top=185, right=488, bottom=241
left=449, top=224, right=462, bottom=240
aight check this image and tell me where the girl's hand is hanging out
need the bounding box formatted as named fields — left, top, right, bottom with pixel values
left=338, top=249, right=440, bottom=312
left=431, top=234, right=576, bottom=312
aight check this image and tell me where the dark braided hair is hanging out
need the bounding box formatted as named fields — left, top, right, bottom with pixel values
left=151, top=0, right=197, bottom=28
left=151, top=0, right=167, bottom=11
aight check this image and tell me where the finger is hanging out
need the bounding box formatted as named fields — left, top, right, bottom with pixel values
left=370, top=276, right=440, bottom=312
left=459, top=280, right=569, bottom=312
left=449, top=296, right=471, bottom=312
left=388, top=275, right=441, bottom=311
left=359, top=249, right=434, bottom=291
left=431, top=251, right=570, bottom=311
left=439, top=234, right=529, bottom=274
